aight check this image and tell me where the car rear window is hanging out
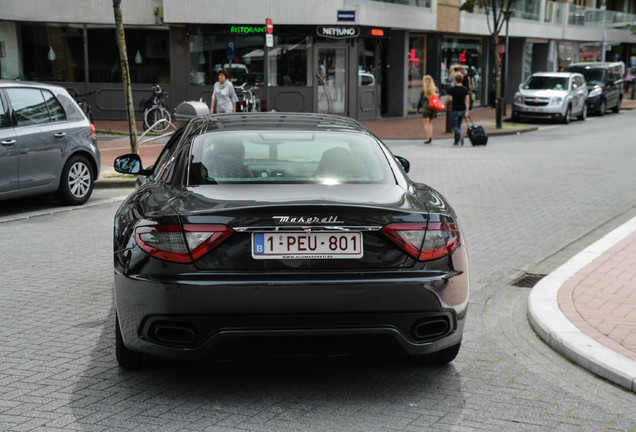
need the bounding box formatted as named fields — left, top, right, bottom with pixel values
left=0, top=97, right=9, bottom=128
left=523, top=76, right=568, bottom=91
left=188, top=131, right=394, bottom=185
left=6, top=88, right=66, bottom=126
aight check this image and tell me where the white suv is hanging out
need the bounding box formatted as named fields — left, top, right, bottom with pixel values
left=512, top=72, right=588, bottom=124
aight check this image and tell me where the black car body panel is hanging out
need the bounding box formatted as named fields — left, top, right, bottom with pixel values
left=113, top=113, right=469, bottom=366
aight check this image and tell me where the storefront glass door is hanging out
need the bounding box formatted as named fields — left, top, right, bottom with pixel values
left=316, top=46, right=348, bottom=115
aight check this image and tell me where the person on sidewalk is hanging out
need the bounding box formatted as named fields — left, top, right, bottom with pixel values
left=210, top=69, right=238, bottom=114
left=416, top=75, right=438, bottom=144
left=445, top=72, right=470, bottom=146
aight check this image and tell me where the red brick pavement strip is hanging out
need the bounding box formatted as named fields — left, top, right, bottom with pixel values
left=529, top=217, right=636, bottom=392
left=558, top=231, right=636, bottom=362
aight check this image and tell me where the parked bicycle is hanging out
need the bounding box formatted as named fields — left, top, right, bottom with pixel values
left=142, top=84, right=172, bottom=132
left=234, top=82, right=261, bottom=113
left=69, top=89, right=95, bottom=122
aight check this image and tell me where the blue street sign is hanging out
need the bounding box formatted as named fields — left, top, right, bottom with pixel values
left=226, top=41, right=235, bottom=60
left=337, top=10, right=356, bottom=22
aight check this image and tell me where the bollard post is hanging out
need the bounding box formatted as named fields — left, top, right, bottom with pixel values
left=445, top=100, right=453, bottom=133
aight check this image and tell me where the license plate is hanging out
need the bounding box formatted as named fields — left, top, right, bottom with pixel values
left=252, top=232, right=363, bottom=259
left=527, top=107, right=543, bottom=112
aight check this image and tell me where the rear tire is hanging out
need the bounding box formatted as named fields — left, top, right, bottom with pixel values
left=57, top=155, right=94, bottom=205
left=612, top=97, right=621, bottom=113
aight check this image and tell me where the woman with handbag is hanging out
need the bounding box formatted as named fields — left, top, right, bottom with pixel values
left=416, top=75, right=438, bottom=144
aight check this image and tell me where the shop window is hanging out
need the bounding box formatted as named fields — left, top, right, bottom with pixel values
left=268, top=36, right=312, bottom=87
left=190, top=33, right=265, bottom=86
left=408, top=35, right=426, bottom=112
left=18, top=23, right=85, bottom=82
left=441, top=38, right=483, bottom=106
left=87, top=26, right=170, bottom=84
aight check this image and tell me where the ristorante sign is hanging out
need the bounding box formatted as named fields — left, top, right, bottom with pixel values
left=316, top=26, right=360, bottom=39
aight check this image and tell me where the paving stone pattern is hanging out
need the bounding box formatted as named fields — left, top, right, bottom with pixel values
left=1, top=113, right=636, bottom=431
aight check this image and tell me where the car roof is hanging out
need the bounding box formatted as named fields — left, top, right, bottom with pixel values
left=190, top=112, right=372, bottom=134
left=566, top=62, right=622, bottom=69
left=531, top=72, right=577, bottom=77
left=0, top=79, right=66, bottom=91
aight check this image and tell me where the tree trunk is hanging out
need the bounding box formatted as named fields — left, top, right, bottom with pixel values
left=494, top=31, right=503, bottom=129
left=113, top=0, right=139, bottom=154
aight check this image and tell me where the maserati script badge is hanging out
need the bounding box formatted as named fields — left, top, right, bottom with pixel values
left=273, top=215, right=344, bottom=224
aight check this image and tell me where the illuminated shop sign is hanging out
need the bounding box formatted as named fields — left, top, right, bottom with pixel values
left=317, top=26, right=360, bottom=39
left=230, top=26, right=266, bottom=34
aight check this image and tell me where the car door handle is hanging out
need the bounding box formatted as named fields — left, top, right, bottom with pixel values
left=54, top=132, right=67, bottom=138
left=1, top=139, right=16, bottom=146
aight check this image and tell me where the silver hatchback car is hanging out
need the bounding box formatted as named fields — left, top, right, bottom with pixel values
left=0, top=81, right=100, bottom=205
left=512, top=72, right=588, bottom=124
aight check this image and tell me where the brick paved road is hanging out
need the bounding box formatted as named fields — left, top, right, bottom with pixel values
left=1, top=112, right=636, bottom=431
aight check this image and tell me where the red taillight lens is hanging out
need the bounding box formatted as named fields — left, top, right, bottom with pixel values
left=135, top=224, right=232, bottom=263
left=89, top=122, right=96, bottom=138
left=381, top=222, right=460, bottom=261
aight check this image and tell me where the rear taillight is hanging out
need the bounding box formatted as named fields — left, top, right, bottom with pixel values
left=381, top=222, right=460, bottom=261
left=135, top=224, right=232, bottom=263
left=89, top=122, right=96, bottom=138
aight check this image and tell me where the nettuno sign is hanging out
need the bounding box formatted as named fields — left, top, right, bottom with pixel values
left=230, top=26, right=266, bottom=34
left=317, top=26, right=360, bottom=39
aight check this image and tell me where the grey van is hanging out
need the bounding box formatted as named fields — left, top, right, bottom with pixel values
left=565, top=62, right=623, bottom=115
left=0, top=81, right=100, bottom=205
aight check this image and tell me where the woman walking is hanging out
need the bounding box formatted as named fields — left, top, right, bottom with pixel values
left=417, top=75, right=438, bottom=144
left=210, top=69, right=238, bottom=114
left=444, top=72, right=470, bottom=146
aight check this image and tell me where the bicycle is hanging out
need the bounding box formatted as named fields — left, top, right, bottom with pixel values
left=142, top=84, right=172, bottom=132
left=235, top=82, right=261, bottom=113
left=70, top=89, right=95, bottom=122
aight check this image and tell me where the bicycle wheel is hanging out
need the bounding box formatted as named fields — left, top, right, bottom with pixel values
left=144, top=106, right=172, bottom=132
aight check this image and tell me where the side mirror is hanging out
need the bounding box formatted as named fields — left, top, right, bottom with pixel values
left=114, top=154, right=151, bottom=175
left=395, top=156, right=410, bottom=173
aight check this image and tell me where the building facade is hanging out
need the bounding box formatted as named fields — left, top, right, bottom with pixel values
left=1, top=0, right=635, bottom=121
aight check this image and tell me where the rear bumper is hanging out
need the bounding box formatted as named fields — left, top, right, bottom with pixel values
left=114, top=258, right=469, bottom=360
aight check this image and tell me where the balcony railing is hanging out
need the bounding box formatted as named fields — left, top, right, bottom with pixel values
left=568, top=5, right=636, bottom=29
left=471, top=0, right=540, bottom=21
left=467, top=1, right=636, bottom=30
left=367, top=0, right=431, bottom=6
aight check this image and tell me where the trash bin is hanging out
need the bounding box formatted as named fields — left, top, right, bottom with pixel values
left=174, top=101, right=210, bottom=125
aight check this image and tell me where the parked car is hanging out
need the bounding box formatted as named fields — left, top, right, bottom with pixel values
left=565, top=62, right=623, bottom=115
left=0, top=81, right=100, bottom=205
left=112, top=113, right=469, bottom=368
left=512, top=72, right=588, bottom=124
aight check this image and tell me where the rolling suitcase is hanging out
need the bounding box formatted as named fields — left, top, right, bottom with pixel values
left=466, top=116, right=488, bottom=146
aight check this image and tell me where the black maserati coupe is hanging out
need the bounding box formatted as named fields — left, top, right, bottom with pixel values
left=113, top=113, right=469, bottom=368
